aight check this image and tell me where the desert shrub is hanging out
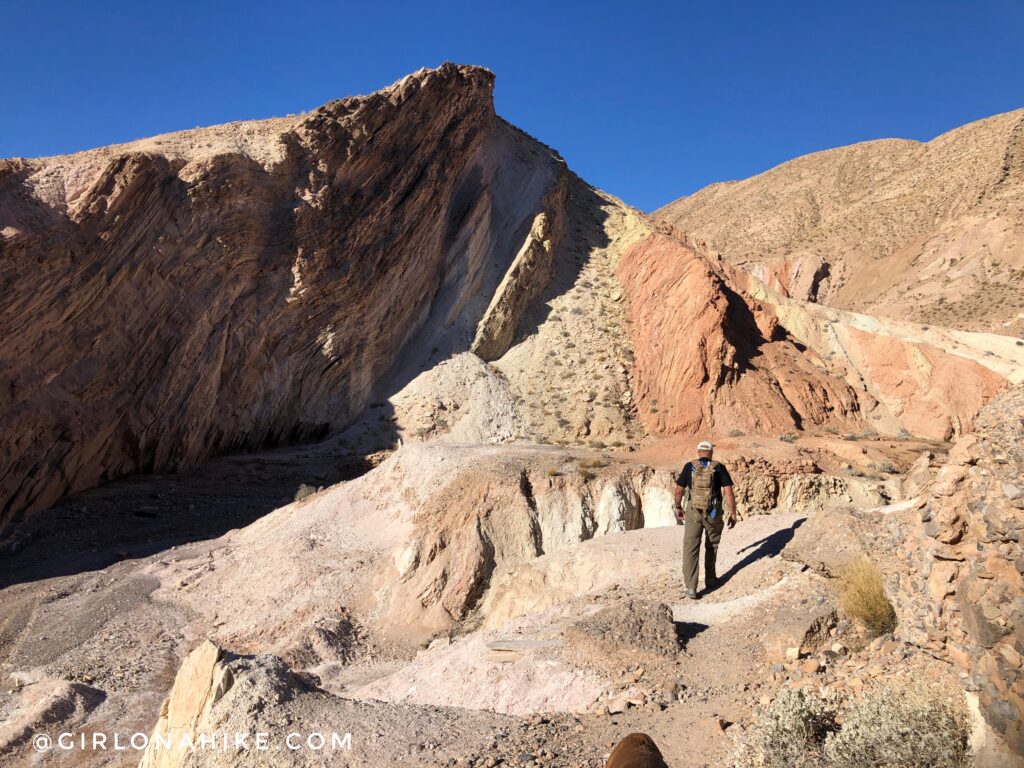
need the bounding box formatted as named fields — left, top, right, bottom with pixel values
left=578, top=468, right=596, bottom=482
left=736, top=679, right=971, bottom=768
left=836, top=558, right=896, bottom=637
left=824, top=678, right=971, bottom=768
left=579, top=457, right=607, bottom=469
left=779, top=433, right=797, bottom=443
left=734, top=687, right=838, bottom=768
left=728, top=429, right=746, bottom=437
left=546, top=467, right=560, bottom=477
left=293, top=484, right=318, bottom=503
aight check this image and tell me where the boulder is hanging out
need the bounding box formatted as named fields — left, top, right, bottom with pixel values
left=762, top=604, right=837, bottom=663
left=782, top=506, right=867, bottom=576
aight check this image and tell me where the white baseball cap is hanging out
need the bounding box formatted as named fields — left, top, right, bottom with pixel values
left=697, top=440, right=714, bottom=451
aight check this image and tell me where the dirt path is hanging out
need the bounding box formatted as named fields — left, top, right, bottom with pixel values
left=1, top=436, right=816, bottom=768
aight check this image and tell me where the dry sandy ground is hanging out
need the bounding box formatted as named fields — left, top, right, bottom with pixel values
left=0, top=481, right=815, bottom=768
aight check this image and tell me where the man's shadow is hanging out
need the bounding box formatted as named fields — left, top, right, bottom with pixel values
left=715, top=517, right=806, bottom=587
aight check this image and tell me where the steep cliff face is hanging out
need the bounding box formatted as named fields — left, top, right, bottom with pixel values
left=616, top=230, right=865, bottom=435
left=0, top=64, right=566, bottom=529
left=3, top=65, right=1019, bottom=534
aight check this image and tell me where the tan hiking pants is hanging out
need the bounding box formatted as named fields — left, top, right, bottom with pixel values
left=683, top=506, right=724, bottom=590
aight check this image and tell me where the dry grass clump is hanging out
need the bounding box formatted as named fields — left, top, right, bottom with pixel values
left=836, top=558, right=896, bottom=637
left=735, top=678, right=972, bottom=768
left=293, top=483, right=318, bottom=503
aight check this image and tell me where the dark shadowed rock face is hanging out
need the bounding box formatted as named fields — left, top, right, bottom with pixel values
left=0, top=63, right=565, bottom=529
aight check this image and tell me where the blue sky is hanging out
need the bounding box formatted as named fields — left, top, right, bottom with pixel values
left=2, top=1, right=1022, bottom=211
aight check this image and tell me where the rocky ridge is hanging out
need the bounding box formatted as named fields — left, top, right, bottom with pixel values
left=0, top=64, right=564, bottom=531
left=656, top=108, right=1024, bottom=335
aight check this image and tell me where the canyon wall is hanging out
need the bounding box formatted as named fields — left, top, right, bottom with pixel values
left=616, top=231, right=865, bottom=436
left=0, top=64, right=565, bottom=529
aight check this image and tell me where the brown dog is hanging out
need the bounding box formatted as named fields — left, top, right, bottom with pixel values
left=605, top=733, right=669, bottom=768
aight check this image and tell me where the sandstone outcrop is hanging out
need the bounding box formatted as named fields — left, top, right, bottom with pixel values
left=140, top=640, right=234, bottom=768
left=0, top=64, right=566, bottom=530
left=656, top=108, right=1024, bottom=335
left=736, top=268, right=1022, bottom=439
left=5, top=67, right=1020, bottom=534
left=909, top=384, right=1024, bottom=757
left=616, top=231, right=865, bottom=436
left=472, top=177, right=568, bottom=361
left=724, top=454, right=867, bottom=517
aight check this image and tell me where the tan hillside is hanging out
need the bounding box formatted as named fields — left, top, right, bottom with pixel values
left=656, top=108, right=1024, bottom=335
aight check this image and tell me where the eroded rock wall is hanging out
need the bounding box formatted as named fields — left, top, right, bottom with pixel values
left=737, top=268, right=1020, bottom=439
left=0, top=64, right=564, bottom=529
left=781, top=385, right=1024, bottom=759
left=615, top=231, right=864, bottom=436
left=909, top=385, right=1024, bottom=756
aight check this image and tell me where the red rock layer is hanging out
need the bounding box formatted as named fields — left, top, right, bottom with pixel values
left=615, top=233, right=863, bottom=436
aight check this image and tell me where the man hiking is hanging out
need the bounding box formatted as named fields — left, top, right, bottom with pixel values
left=674, top=440, right=737, bottom=599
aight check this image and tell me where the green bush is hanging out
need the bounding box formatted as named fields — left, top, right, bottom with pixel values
left=294, top=484, right=318, bottom=503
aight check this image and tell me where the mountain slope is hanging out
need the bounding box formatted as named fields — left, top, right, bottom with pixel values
left=656, top=108, right=1024, bottom=335
left=0, top=64, right=567, bottom=528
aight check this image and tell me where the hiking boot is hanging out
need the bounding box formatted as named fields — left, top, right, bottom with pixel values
left=686, top=588, right=698, bottom=600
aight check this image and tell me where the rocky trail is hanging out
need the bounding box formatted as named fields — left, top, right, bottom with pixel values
left=0, top=460, right=818, bottom=768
